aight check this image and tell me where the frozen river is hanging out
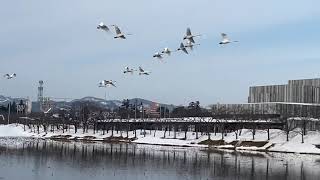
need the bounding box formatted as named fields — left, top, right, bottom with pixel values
left=0, top=138, right=320, bottom=180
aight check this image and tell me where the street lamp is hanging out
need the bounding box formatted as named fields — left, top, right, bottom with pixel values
left=0, top=100, right=11, bottom=124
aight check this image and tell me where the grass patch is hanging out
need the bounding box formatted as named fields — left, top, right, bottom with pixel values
left=82, top=136, right=96, bottom=139
left=198, top=139, right=226, bottom=146
left=50, top=135, right=72, bottom=139
left=103, top=136, right=136, bottom=142
left=238, top=141, right=268, bottom=147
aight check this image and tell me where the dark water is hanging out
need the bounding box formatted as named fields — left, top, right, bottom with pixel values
left=0, top=139, right=320, bottom=180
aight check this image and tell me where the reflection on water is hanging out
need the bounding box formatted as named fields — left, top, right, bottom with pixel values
left=0, top=139, right=319, bottom=180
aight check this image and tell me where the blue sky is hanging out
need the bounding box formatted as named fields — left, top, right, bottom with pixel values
left=1, top=0, right=320, bottom=106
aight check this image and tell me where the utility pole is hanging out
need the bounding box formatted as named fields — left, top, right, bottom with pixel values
left=141, top=103, right=144, bottom=121
left=134, top=100, right=137, bottom=120
left=8, top=102, right=10, bottom=125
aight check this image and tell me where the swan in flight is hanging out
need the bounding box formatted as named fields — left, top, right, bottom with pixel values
left=138, top=67, right=151, bottom=75
left=111, top=25, right=132, bottom=39
left=4, top=73, right=16, bottom=79
left=183, top=28, right=201, bottom=43
left=97, top=22, right=109, bottom=32
left=123, top=67, right=135, bottom=74
left=161, top=47, right=175, bottom=56
left=99, top=80, right=116, bottom=87
left=153, top=52, right=163, bottom=59
left=219, top=33, right=238, bottom=45
left=177, top=43, right=188, bottom=54
left=184, top=40, right=200, bottom=51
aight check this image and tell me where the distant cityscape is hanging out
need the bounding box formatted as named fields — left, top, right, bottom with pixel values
left=2, top=77, right=320, bottom=119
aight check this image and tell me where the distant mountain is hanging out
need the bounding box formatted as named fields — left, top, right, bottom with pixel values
left=70, top=96, right=122, bottom=110
left=0, top=95, right=27, bottom=106
left=128, top=98, right=175, bottom=111
left=0, top=95, right=10, bottom=102
left=70, top=96, right=175, bottom=110
left=0, top=95, right=176, bottom=111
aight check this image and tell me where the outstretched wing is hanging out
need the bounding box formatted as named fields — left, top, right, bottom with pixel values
left=180, top=44, right=188, bottom=54
left=139, top=67, right=144, bottom=72
left=102, top=26, right=109, bottom=31
left=111, top=82, right=116, bottom=87
left=114, top=26, right=122, bottom=35
left=221, top=33, right=228, bottom=41
left=189, top=37, right=195, bottom=43
left=4, top=74, right=9, bottom=78
left=186, top=28, right=192, bottom=36
left=182, top=47, right=188, bottom=54
left=180, top=43, right=185, bottom=49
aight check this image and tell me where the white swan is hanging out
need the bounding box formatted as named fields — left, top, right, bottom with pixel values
left=184, top=40, right=200, bottom=51
left=138, top=67, right=151, bottom=75
left=177, top=43, right=188, bottom=54
left=97, top=22, right=109, bottom=32
left=111, top=25, right=132, bottom=39
left=183, top=28, right=201, bottom=43
left=161, top=47, right=175, bottom=56
left=4, top=73, right=16, bottom=79
left=123, top=67, right=135, bottom=74
left=219, top=33, right=238, bottom=45
left=99, top=80, right=116, bottom=87
left=153, top=52, right=163, bottom=59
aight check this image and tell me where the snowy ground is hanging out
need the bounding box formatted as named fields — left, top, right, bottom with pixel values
left=0, top=124, right=320, bottom=154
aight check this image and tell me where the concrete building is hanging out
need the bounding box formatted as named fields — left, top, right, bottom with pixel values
left=213, top=78, right=320, bottom=118
left=248, top=78, right=320, bottom=104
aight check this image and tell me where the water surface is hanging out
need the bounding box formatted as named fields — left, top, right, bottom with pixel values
left=0, top=138, right=319, bottom=180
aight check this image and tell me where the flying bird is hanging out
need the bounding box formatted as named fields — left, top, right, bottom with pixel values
left=4, top=73, right=16, bottom=79
left=97, top=22, right=109, bottom=32
left=177, top=43, right=188, bottom=54
left=161, top=48, right=174, bottom=56
left=153, top=52, right=163, bottom=59
left=123, top=67, right=135, bottom=74
left=183, top=28, right=201, bottom=43
left=184, top=40, right=200, bottom=51
left=111, top=25, right=131, bottom=39
left=99, top=80, right=116, bottom=87
left=219, top=33, right=238, bottom=45
left=138, top=67, right=151, bottom=75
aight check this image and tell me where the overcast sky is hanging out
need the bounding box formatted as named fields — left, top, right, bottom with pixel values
left=1, top=0, right=320, bottom=106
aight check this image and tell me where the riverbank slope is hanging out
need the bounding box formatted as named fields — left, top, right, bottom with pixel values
left=0, top=124, right=319, bottom=154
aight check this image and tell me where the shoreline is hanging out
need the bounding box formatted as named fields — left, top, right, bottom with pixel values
left=20, top=137, right=320, bottom=156
left=1, top=124, right=320, bottom=155
left=34, top=135, right=320, bottom=156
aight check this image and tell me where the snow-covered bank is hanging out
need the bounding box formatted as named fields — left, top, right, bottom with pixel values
left=0, top=124, right=31, bottom=137
left=0, top=124, right=320, bottom=154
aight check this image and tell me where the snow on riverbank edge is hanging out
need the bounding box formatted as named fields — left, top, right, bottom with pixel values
left=0, top=124, right=320, bottom=155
